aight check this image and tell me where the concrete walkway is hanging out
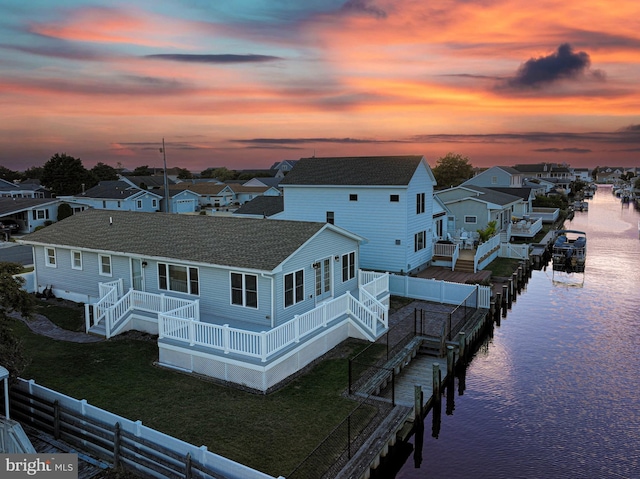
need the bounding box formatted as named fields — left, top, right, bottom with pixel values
left=9, top=311, right=104, bottom=343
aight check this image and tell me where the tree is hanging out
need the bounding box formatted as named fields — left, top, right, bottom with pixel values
left=432, top=153, right=474, bottom=188
left=91, top=162, right=119, bottom=182
left=0, top=262, right=33, bottom=382
left=0, top=165, right=22, bottom=183
left=131, top=165, right=153, bottom=176
left=22, top=166, right=44, bottom=182
left=57, top=203, right=73, bottom=221
left=176, top=168, right=193, bottom=180
left=202, top=167, right=237, bottom=182
left=41, top=153, right=95, bottom=196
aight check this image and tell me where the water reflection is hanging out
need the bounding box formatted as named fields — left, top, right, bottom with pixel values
left=391, top=188, right=640, bottom=479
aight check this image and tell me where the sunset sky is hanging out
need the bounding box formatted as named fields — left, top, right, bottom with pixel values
left=2, top=0, right=640, bottom=172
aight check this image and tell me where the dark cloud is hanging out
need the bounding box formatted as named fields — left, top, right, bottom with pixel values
left=340, top=0, right=387, bottom=19
left=533, top=148, right=592, bottom=154
left=232, top=137, right=403, bottom=146
left=410, top=129, right=640, bottom=145
left=618, top=124, right=640, bottom=132
left=144, top=54, right=282, bottom=64
left=113, top=142, right=210, bottom=151
left=505, top=43, right=604, bottom=89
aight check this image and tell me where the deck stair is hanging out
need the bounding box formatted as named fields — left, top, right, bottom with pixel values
left=454, top=257, right=475, bottom=273
left=418, top=336, right=445, bottom=357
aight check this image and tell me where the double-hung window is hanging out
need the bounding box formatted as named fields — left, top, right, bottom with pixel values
left=284, top=270, right=304, bottom=307
left=414, top=231, right=426, bottom=251
left=158, top=263, right=199, bottom=295
left=231, top=272, right=258, bottom=308
left=99, top=254, right=112, bottom=276
left=416, top=193, right=425, bottom=214
left=71, top=250, right=82, bottom=270
left=45, top=247, right=56, bottom=267
left=341, top=251, right=356, bottom=282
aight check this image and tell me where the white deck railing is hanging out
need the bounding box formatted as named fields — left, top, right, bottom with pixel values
left=92, top=271, right=389, bottom=361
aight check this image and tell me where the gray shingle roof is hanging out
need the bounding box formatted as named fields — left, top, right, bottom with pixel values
left=0, top=198, right=59, bottom=216
left=78, top=181, right=143, bottom=199
left=463, top=186, right=522, bottom=206
left=20, top=209, right=327, bottom=271
left=279, top=156, right=425, bottom=186
left=234, top=196, right=284, bottom=217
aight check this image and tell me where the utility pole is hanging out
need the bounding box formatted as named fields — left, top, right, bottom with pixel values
left=161, top=138, right=170, bottom=213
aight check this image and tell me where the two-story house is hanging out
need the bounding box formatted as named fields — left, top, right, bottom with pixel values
left=277, top=156, right=437, bottom=274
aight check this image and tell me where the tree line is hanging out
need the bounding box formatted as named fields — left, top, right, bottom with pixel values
left=1, top=152, right=477, bottom=197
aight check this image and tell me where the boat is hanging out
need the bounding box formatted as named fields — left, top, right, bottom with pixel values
left=552, top=230, right=587, bottom=273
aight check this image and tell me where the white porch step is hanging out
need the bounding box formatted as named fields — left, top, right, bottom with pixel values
left=88, top=323, right=107, bottom=338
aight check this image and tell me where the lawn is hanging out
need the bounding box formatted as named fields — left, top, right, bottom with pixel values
left=12, top=313, right=381, bottom=477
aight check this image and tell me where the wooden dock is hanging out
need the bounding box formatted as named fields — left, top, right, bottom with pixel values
left=379, top=355, right=448, bottom=411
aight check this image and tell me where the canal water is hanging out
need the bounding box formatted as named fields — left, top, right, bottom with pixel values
left=390, top=185, right=640, bottom=479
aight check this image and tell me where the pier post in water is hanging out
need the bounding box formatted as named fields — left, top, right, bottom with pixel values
left=432, top=363, right=441, bottom=404
left=458, top=332, right=466, bottom=364
left=446, top=345, right=455, bottom=379
left=414, top=385, right=423, bottom=420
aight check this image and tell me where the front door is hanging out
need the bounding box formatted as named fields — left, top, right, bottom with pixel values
left=315, top=257, right=332, bottom=302
left=131, top=258, right=145, bottom=291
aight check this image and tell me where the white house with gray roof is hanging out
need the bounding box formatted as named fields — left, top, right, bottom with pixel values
left=462, top=166, right=525, bottom=188
left=277, top=156, right=437, bottom=274
left=19, top=209, right=389, bottom=391
left=59, top=181, right=163, bottom=213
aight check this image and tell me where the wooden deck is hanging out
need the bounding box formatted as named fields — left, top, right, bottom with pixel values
left=416, top=249, right=492, bottom=284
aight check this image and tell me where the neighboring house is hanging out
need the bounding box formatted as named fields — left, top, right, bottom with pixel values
left=18, top=210, right=389, bottom=391
left=463, top=166, right=525, bottom=188
left=514, top=163, right=574, bottom=190
left=435, top=185, right=522, bottom=238
left=277, top=156, right=437, bottom=274
left=166, top=189, right=200, bottom=214
left=170, top=183, right=235, bottom=208
left=0, top=178, right=49, bottom=199
left=270, top=160, right=298, bottom=178
left=573, top=168, right=592, bottom=182
left=233, top=196, right=284, bottom=218
left=59, top=181, right=163, bottom=213
left=242, top=177, right=282, bottom=189
left=0, top=198, right=87, bottom=234
left=228, top=185, right=281, bottom=205
left=120, top=175, right=175, bottom=192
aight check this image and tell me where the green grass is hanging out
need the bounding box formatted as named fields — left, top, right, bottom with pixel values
left=485, top=257, right=522, bottom=278
left=12, top=317, right=374, bottom=477
left=34, top=301, right=85, bottom=332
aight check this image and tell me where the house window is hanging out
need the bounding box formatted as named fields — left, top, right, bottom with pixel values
left=326, top=211, right=334, bottom=225
left=491, top=176, right=498, bottom=184
left=342, top=251, right=356, bottom=282
left=152, top=199, right=158, bottom=209
left=71, top=250, right=82, bottom=270
left=117, top=201, right=121, bottom=208
left=349, top=194, right=358, bottom=201
left=231, top=272, right=258, bottom=308
left=390, top=194, right=399, bottom=202
left=102, top=201, right=107, bottom=208
left=136, top=200, right=143, bottom=209
left=284, top=270, right=304, bottom=307
left=45, top=247, right=56, bottom=267
left=99, top=254, right=112, bottom=276
left=32, top=209, right=49, bottom=220
left=158, top=263, right=199, bottom=295
left=464, top=216, right=477, bottom=224
left=416, top=193, right=425, bottom=214
left=414, top=231, right=426, bottom=252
